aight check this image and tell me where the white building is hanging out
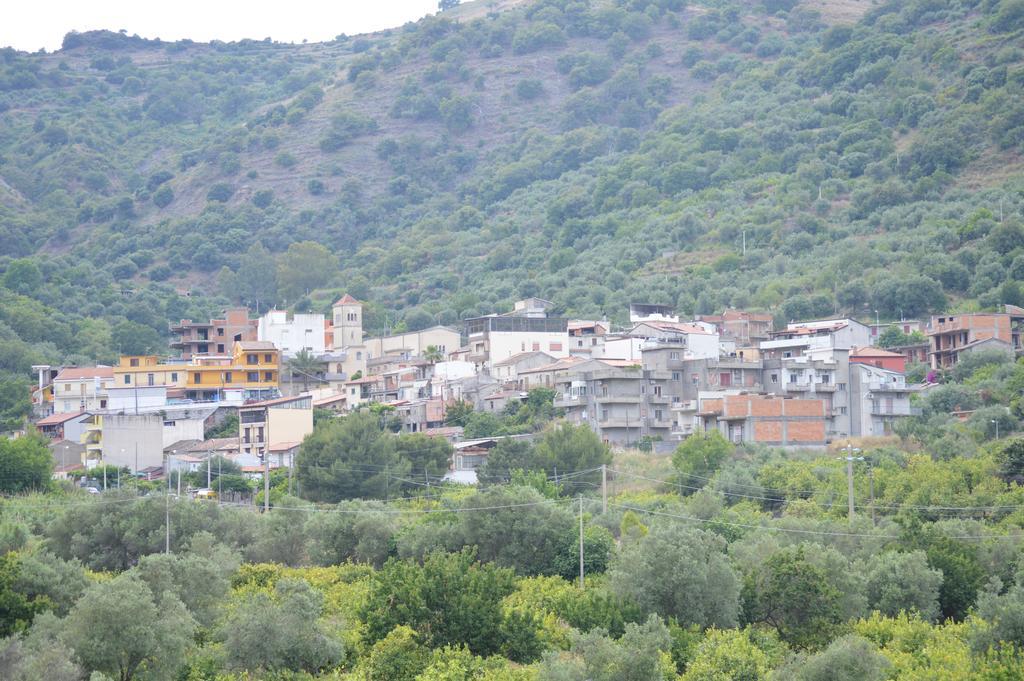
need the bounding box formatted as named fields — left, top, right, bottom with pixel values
left=51, top=367, right=114, bottom=414
left=849, top=363, right=917, bottom=437
left=258, top=310, right=326, bottom=357
left=761, top=318, right=872, bottom=358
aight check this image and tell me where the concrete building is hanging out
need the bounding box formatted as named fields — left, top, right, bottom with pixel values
left=850, top=347, right=907, bottom=373
left=363, top=326, right=462, bottom=363
left=184, top=341, right=281, bottom=402
left=35, top=411, right=92, bottom=443
left=51, top=367, right=114, bottom=414
left=928, top=312, right=1023, bottom=369
left=113, top=355, right=185, bottom=391
left=258, top=310, right=326, bottom=357
left=696, top=309, right=774, bottom=345
left=395, top=397, right=447, bottom=433
left=554, top=358, right=680, bottom=446
left=462, top=314, right=570, bottom=369
left=568, top=320, right=608, bottom=357
left=330, top=294, right=367, bottom=369
left=170, top=308, right=257, bottom=359
left=761, top=318, right=872, bottom=359
left=239, top=394, right=313, bottom=461
left=849, top=363, right=918, bottom=437
left=629, top=302, right=678, bottom=324
left=492, top=352, right=556, bottom=387
left=86, top=405, right=220, bottom=471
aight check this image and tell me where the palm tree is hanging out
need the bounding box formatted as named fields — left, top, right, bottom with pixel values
left=423, top=345, right=444, bottom=364
left=287, top=349, right=324, bottom=393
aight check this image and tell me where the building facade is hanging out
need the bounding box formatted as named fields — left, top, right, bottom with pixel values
left=170, top=308, right=257, bottom=359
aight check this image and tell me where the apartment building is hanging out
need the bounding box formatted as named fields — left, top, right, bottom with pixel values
left=849, top=363, right=918, bottom=437
left=696, top=309, right=775, bottom=344
left=462, top=314, right=570, bottom=369
left=170, top=308, right=257, bottom=359
left=928, top=312, right=1022, bottom=369
left=239, top=394, right=313, bottom=461
left=698, top=394, right=830, bottom=446
left=51, top=367, right=114, bottom=414
left=492, top=351, right=556, bottom=387
left=761, top=318, right=872, bottom=359
left=113, top=355, right=185, bottom=390
left=258, top=310, right=326, bottom=357
left=554, top=358, right=680, bottom=446
left=184, top=341, right=281, bottom=402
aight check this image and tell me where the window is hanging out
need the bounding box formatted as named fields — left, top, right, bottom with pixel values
left=838, top=406, right=847, bottom=415
left=356, top=351, right=362, bottom=360
left=691, top=374, right=700, bottom=385
left=163, top=420, right=176, bottom=427
left=193, top=372, right=202, bottom=384
left=217, top=328, right=224, bottom=336
left=732, top=369, right=742, bottom=382
left=836, top=382, right=846, bottom=390
left=601, top=409, right=609, bottom=420
left=257, top=426, right=265, bottom=441
left=641, top=384, right=646, bottom=394
left=171, top=372, right=178, bottom=383
left=655, top=409, right=663, bottom=421
left=592, top=338, right=598, bottom=346
left=672, top=396, right=680, bottom=404
left=669, top=351, right=679, bottom=360
left=247, top=354, right=258, bottom=365
left=347, top=313, right=358, bottom=322
left=64, top=383, right=70, bottom=392
left=264, top=371, right=273, bottom=381
left=532, top=342, right=540, bottom=352
left=217, top=344, right=224, bottom=353
left=578, top=340, right=584, bottom=347
left=350, top=388, right=356, bottom=395
left=264, top=353, right=273, bottom=363
left=789, top=373, right=798, bottom=383
left=672, top=372, right=681, bottom=381
left=147, top=373, right=154, bottom=386
left=224, top=372, right=233, bottom=383
left=130, top=358, right=139, bottom=367
left=653, top=385, right=662, bottom=397
left=549, top=342, right=562, bottom=352
left=247, top=372, right=259, bottom=382
left=819, top=373, right=831, bottom=384
left=124, top=375, right=131, bottom=385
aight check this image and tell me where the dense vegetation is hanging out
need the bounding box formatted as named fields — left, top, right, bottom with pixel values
left=2, top=0, right=1024, bottom=391
left=3, top=375, right=1024, bottom=677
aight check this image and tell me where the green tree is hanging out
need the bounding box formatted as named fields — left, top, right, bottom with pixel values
left=423, top=344, right=444, bottom=363
left=221, top=241, right=278, bottom=306
left=0, top=553, right=46, bottom=637
left=609, top=523, right=740, bottom=629
left=360, top=548, right=526, bottom=657
left=394, top=433, right=452, bottom=486
left=61, top=572, right=195, bottom=681
left=0, top=377, right=31, bottom=432
left=221, top=577, right=343, bottom=673
left=276, top=241, right=337, bottom=302
left=305, top=501, right=396, bottom=567
left=534, top=422, right=611, bottom=492
left=463, top=411, right=504, bottom=438
left=478, top=439, right=539, bottom=484
left=863, top=550, right=942, bottom=622
left=358, top=624, right=430, bottom=681
left=744, top=546, right=842, bottom=650
left=295, top=411, right=407, bottom=501
left=1, top=259, right=42, bottom=296
left=681, top=628, right=774, bottom=681
left=789, top=634, right=891, bottom=681
left=539, top=614, right=675, bottom=681
left=445, top=400, right=473, bottom=427
left=287, top=348, right=325, bottom=392
left=0, top=434, right=52, bottom=493
left=672, top=431, right=733, bottom=492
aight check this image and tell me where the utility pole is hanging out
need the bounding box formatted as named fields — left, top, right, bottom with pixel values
left=840, top=445, right=862, bottom=524
left=165, top=453, right=171, bottom=554
left=601, top=464, right=608, bottom=514
left=207, top=455, right=212, bottom=490
left=578, top=494, right=585, bottom=590
left=263, top=450, right=270, bottom=512
left=868, top=462, right=876, bottom=526
left=218, top=456, right=222, bottom=500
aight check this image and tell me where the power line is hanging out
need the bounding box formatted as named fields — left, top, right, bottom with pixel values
left=607, top=502, right=1024, bottom=542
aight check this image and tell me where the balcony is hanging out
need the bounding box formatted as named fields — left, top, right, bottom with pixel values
left=647, top=394, right=671, bottom=404
left=784, top=383, right=811, bottom=392
left=554, top=395, right=583, bottom=408
left=709, top=359, right=763, bottom=370
left=814, top=383, right=837, bottom=392
left=597, top=418, right=642, bottom=429
left=868, top=381, right=908, bottom=392
left=671, top=400, right=698, bottom=412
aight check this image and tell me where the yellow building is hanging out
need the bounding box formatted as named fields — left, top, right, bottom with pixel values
left=184, top=341, right=281, bottom=401
left=113, top=355, right=186, bottom=389
left=239, top=394, right=313, bottom=463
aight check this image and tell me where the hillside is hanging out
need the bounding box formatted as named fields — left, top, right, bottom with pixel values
left=2, top=0, right=1024, bottom=370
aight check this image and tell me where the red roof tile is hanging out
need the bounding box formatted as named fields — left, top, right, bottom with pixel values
left=334, top=294, right=360, bottom=306
left=35, top=411, right=87, bottom=426
left=54, top=367, right=113, bottom=381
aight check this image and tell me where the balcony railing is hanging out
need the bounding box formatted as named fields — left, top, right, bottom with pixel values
left=868, top=381, right=908, bottom=392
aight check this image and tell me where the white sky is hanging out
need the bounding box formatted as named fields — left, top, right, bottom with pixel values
left=2, top=0, right=441, bottom=52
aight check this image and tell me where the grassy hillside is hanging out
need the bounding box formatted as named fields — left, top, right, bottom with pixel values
left=2, top=0, right=1024, bottom=372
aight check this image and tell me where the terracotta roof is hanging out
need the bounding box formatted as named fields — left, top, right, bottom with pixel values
left=484, top=390, right=525, bottom=400
left=54, top=367, right=114, bottom=381
left=35, top=411, right=87, bottom=426
left=313, top=394, right=348, bottom=406
left=54, top=463, right=85, bottom=473
left=850, top=346, right=905, bottom=358
left=424, top=426, right=464, bottom=438
left=596, top=358, right=643, bottom=367
left=347, top=376, right=381, bottom=384
left=268, top=441, right=301, bottom=452
left=170, top=454, right=204, bottom=463
left=334, top=294, right=361, bottom=306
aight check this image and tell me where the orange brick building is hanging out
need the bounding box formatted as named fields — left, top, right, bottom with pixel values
left=699, top=394, right=828, bottom=446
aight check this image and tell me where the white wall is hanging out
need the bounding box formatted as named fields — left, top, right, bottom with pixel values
left=258, top=311, right=325, bottom=357
left=488, top=332, right=569, bottom=365
left=106, top=386, right=168, bottom=412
